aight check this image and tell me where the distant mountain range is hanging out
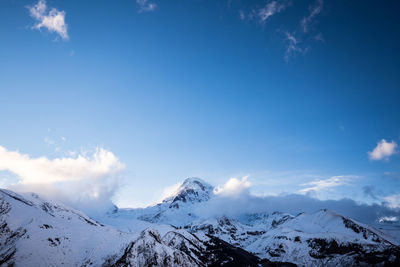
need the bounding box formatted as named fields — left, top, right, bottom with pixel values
left=1, top=177, right=399, bottom=266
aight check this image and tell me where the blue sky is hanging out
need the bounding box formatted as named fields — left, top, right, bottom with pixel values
left=0, top=0, right=399, bottom=209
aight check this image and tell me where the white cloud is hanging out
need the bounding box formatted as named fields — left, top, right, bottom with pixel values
left=28, top=0, right=69, bottom=40
left=258, top=0, right=288, bottom=23
left=284, top=31, right=304, bottom=62
left=384, top=194, right=400, bottom=209
left=301, top=0, right=323, bottom=33
left=299, top=175, right=357, bottom=194
left=136, top=0, right=157, bottom=13
left=0, top=146, right=124, bottom=184
left=214, top=176, right=251, bottom=196
left=0, top=145, right=125, bottom=214
left=368, top=139, right=398, bottom=161
left=378, top=216, right=398, bottom=223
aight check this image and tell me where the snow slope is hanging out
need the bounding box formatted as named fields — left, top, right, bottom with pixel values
left=107, top=178, right=400, bottom=266
left=107, top=178, right=214, bottom=227
left=1, top=177, right=399, bottom=266
left=0, top=188, right=287, bottom=266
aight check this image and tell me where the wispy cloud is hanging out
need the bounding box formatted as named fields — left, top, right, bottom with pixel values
left=299, top=175, right=358, bottom=194
left=284, top=31, right=305, bottom=62
left=235, top=1, right=325, bottom=61
left=28, top=0, right=69, bottom=40
left=301, top=0, right=323, bottom=33
left=281, top=0, right=323, bottom=61
left=368, top=139, right=398, bottom=161
left=136, top=0, right=157, bottom=13
left=258, top=0, right=289, bottom=23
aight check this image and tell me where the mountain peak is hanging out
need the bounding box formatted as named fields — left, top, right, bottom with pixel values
left=181, top=177, right=213, bottom=190
left=162, top=177, right=214, bottom=207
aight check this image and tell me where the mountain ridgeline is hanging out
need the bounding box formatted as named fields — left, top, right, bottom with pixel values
left=1, top=178, right=400, bottom=266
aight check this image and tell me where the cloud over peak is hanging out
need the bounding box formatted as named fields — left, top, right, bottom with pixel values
left=368, top=139, right=398, bottom=161
left=214, top=176, right=251, bottom=197
left=28, top=0, right=69, bottom=40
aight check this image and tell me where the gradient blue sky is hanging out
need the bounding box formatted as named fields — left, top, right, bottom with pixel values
left=0, top=0, right=399, bottom=208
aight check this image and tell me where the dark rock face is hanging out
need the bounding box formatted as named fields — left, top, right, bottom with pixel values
left=307, top=238, right=400, bottom=266
left=342, top=217, right=385, bottom=243
left=0, top=198, right=26, bottom=267
left=206, top=235, right=260, bottom=266
left=103, top=229, right=296, bottom=267
left=271, top=215, right=293, bottom=228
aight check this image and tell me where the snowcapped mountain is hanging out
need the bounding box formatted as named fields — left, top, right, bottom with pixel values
left=107, top=178, right=215, bottom=227
left=1, top=177, right=399, bottom=266
left=186, top=210, right=400, bottom=266
left=0, top=188, right=292, bottom=266
left=107, top=177, right=400, bottom=266
left=163, top=177, right=214, bottom=205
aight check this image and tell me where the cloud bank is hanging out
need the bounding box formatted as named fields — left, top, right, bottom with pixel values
left=0, top=145, right=125, bottom=215
left=195, top=185, right=400, bottom=226
left=368, top=139, right=398, bottom=161
left=28, top=0, right=68, bottom=40
left=384, top=194, right=400, bottom=209
left=186, top=175, right=400, bottom=226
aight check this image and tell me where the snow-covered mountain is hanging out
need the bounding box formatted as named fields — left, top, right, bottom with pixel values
left=0, top=188, right=292, bottom=266
left=106, top=177, right=400, bottom=266
left=185, top=210, right=400, bottom=266
left=1, top=177, right=400, bottom=266
left=106, top=178, right=214, bottom=227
